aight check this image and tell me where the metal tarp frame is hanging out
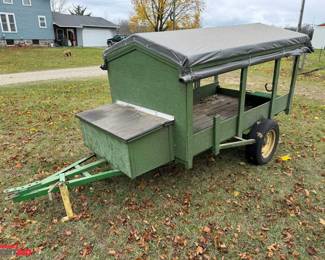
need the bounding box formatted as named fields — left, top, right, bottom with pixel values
left=180, top=47, right=310, bottom=82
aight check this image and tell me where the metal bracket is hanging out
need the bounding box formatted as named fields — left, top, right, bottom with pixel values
left=219, top=136, right=256, bottom=150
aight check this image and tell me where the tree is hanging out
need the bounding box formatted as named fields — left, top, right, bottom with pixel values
left=69, top=5, right=92, bottom=16
left=50, top=0, right=67, bottom=12
left=118, top=19, right=131, bottom=35
left=130, top=0, right=203, bottom=32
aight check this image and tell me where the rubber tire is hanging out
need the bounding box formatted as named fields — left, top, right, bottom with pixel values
left=246, top=119, right=279, bottom=165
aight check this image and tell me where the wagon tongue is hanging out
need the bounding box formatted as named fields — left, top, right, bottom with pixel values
left=3, top=154, right=122, bottom=221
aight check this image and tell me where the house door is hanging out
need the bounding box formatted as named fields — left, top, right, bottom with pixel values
left=56, top=28, right=65, bottom=45
left=67, top=29, right=77, bottom=46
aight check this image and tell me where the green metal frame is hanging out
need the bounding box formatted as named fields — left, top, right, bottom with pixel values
left=4, top=155, right=122, bottom=202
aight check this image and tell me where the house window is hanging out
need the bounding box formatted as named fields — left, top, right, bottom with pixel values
left=3, top=0, right=13, bottom=4
left=0, top=13, right=17, bottom=33
left=22, top=0, right=32, bottom=6
left=6, top=39, right=14, bottom=45
left=38, top=16, right=47, bottom=28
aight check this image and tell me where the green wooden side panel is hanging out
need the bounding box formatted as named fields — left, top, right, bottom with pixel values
left=79, top=121, right=174, bottom=179
left=191, top=94, right=288, bottom=156
left=129, top=126, right=174, bottom=178
left=108, top=49, right=189, bottom=163
left=193, top=83, right=218, bottom=104
left=79, top=122, right=132, bottom=176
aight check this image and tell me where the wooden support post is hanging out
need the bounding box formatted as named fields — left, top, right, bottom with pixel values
left=214, top=75, right=220, bottom=89
left=269, top=59, right=281, bottom=118
left=59, top=184, right=74, bottom=222
left=286, top=56, right=300, bottom=114
left=213, top=116, right=222, bottom=156
left=237, top=67, right=248, bottom=137
left=185, top=83, right=193, bottom=169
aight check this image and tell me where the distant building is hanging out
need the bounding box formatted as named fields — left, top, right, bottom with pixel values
left=0, top=1, right=118, bottom=47
left=53, top=12, right=118, bottom=47
left=312, top=24, right=325, bottom=49
left=0, top=0, right=54, bottom=46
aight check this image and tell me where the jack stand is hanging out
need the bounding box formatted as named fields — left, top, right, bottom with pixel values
left=59, top=184, right=74, bottom=222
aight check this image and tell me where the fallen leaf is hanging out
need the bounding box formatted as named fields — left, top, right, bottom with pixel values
left=233, top=191, right=240, bottom=197
left=80, top=243, right=93, bottom=257
left=64, top=230, right=72, bottom=236
left=279, top=155, right=292, bottom=162
left=267, top=243, right=279, bottom=257
left=15, top=162, right=23, bottom=169
left=239, top=252, right=253, bottom=260
left=196, top=246, right=204, bottom=255
left=174, top=235, right=187, bottom=247
left=202, top=226, right=211, bottom=234
left=108, top=249, right=116, bottom=256
left=306, top=246, right=317, bottom=256
left=319, top=218, right=325, bottom=226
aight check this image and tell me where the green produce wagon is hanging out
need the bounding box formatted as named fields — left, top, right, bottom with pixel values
left=5, top=23, right=313, bottom=220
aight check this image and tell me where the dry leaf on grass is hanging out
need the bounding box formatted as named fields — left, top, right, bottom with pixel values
left=278, top=155, right=292, bottom=162
left=202, top=226, right=211, bottom=234
left=306, top=246, right=317, bottom=256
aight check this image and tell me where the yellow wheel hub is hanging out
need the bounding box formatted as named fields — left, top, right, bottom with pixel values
left=261, top=129, right=276, bottom=158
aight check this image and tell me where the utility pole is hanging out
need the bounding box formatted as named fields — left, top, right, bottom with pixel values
left=297, top=0, right=306, bottom=32
left=297, top=0, right=306, bottom=70
left=173, top=0, right=176, bottom=30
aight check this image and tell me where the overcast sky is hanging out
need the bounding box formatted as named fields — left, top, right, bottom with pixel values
left=67, top=0, right=324, bottom=27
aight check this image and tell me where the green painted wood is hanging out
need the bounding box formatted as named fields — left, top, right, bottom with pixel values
left=193, top=83, right=218, bottom=104
left=185, top=83, right=193, bottom=169
left=128, top=126, right=174, bottom=178
left=103, top=41, right=302, bottom=170
left=237, top=67, right=248, bottom=137
left=213, top=116, right=222, bottom=155
left=286, top=56, right=300, bottom=114
left=80, top=118, right=174, bottom=178
left=109, top=49, right=189, bottom=165
left=80, top=122, right=132, bottom=177
left=191, top=93, right=290, bottom=156
left=269, top=59, right=281, bottom=118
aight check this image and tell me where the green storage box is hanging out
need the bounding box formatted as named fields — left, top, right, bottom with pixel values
left=77, top=103, right=174, bottom=178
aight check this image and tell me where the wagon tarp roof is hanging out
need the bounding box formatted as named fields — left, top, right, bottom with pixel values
left=104, top=23, right=313, bottom=82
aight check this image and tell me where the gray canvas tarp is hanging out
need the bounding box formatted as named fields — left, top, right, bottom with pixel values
left=103, top=23, right=313, bottom=82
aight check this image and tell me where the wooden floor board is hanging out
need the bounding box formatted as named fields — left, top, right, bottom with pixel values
left=193, top=94, right=240, bottom=133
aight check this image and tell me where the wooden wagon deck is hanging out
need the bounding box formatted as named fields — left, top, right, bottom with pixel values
left=193, top=94, right=252, bottom=133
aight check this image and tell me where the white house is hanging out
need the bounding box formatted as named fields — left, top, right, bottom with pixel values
left=312, top=24, right=325, bottom=49
left=52, top=12, right=118, bottom=47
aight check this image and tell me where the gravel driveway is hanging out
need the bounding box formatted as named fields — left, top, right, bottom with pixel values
left=0, top=66, right=106, bottom=86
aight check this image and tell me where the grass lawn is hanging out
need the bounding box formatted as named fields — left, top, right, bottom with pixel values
left=0, top=47, right=104, bottom=74
left=0, top=73, right=324, bottom=258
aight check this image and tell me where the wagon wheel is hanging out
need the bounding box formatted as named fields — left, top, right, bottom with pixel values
left=246, top=119, right=279, bottom=165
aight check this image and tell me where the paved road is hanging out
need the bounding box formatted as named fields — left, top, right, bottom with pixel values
left=0, top=66, right=106, bottom=86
